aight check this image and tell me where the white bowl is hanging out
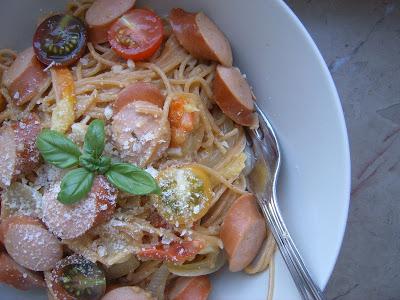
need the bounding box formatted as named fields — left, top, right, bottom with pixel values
left=0, top=0, right=350, bottom=299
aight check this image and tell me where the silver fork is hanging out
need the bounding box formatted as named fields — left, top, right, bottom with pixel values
left=245, top=103, right=325, bottom=300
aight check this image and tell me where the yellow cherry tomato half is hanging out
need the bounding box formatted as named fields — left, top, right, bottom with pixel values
left=152, top=166, right=212, bottom=226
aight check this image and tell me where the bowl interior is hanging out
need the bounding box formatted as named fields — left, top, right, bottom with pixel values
left=0, top=1, right=350, bottom=299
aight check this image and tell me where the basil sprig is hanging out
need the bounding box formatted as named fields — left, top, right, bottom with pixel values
left=83, top=119, right=105, bottom=158
left=36, top=130, right=81, bottom=169
left=59, top=168, right=95, bottom=204
left=36, top=119, right=160, bottom=205
left=106, top=163, right=161, bottom=195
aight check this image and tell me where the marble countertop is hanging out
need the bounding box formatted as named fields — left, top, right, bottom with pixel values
left=285, top=0, right=400, bottom=299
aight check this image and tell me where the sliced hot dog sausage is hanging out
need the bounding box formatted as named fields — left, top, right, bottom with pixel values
left=42, top=175, right=117, bottom=240
left=2, top=215, right=63, bottom=272
left=0, top=126, right=16, bottom=188
left=101, top=286, right=155, bottom=300
left=112, top=100, right=170, bottom=167
left=12, top=114, right=42, bottom=176
left=213, top=65, right=259, bottom=127
left=219, top=194, right=266, bottom=272
left=0, top=223, right=4, bottom=248
left=0, top=252, right=45, bottom=290
left=167, top=275, right=211, bottom=300
left=104, top=283, right=125, bottom=293
left=113, top=82, right=165, bottom=114
left=169, top=8, right=232, bottom=67
left=2, top=47, right=49, bottom=106
left=0, top=113, right=41, bottom=188
left=0, top=93, right=6, bottom=112
left=85, top=0, right=136, bottom=44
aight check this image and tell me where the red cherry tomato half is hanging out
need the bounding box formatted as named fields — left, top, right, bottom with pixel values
left=137, top=240, right=204, bottom=263
left=108, top=9, right=163, bottom=61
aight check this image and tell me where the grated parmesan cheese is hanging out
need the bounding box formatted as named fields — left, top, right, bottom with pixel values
left=104, top=106, right=113, bottom=120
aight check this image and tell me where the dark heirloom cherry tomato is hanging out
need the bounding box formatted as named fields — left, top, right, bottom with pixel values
left=33, top=14, right=87, bottom=67
left=108, top=9, right=163, bottom=61
left=47, top=255, right=106, bottom=300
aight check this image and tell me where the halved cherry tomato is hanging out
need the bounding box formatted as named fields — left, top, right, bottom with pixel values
left=168, top=94, right=200, bottom=147
left=46, top=254, right=106, bottom=300
left=108, top=9, right=163, bottom=61
left=137, top=240, right=204, bottom=263
left=151, top=166, right=213, bottom=226
left=33, top=14, right=87, bottom=67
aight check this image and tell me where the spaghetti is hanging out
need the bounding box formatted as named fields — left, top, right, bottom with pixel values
left=0, top=1, right=276, bottom=299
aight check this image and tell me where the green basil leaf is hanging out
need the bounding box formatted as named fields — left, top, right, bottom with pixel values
left=58, top=168, right=95, bottom=204
left=79, top=154, right=111, bottom=174
left=79, top=154, right=98, bottom=172
left=105, top=163, right=160, bottom=195
left=97, top=156, right=111, bottom=174
left=36, top=130, right=82, bottom=169
left=83, top=119, right=105, bottom=158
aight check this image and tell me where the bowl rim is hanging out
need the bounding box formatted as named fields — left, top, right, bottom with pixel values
left=277, top=0, right=351, bottom=289
left=0, top=0, right=351, bottom=297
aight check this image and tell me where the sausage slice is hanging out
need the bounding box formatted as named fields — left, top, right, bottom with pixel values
left=0, top=113, right=41, bottom=188
left=112, top=101, right=170, bottom=167
left=0, top=252, right=45, bottom=290
left=2, top=47, right=49, bottom=106
left=85, top=0, right=136, bottom=44
left=169, top=8, right=232, bottom=67
left=42, top=175, right=117, bottom=240
left=113, top=82, right=165, bottom=114
left=0, top=223, right=5, bottom=246
left=101, top=286, right=154, bottom=300
left=167, top=276, right=211, bottom=300
left=220, top=194, right=266, bottom=272
left=3, top=215, right=63, bottom=272
left=213, top=65, right=259, bottom=127
left=0, top=93, right=6, bottom=112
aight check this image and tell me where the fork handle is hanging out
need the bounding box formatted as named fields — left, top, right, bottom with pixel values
left=259, top=195, right=325, bottom=300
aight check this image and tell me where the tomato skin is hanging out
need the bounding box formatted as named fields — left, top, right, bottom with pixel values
left=137, top=240, right=204, bottom=263
left=108, top=9, right=163, bottom=60
left=46, top=254, right=106, bottom=300
left=169, top=96, right=199, bottom=147
left=33, top=14, right=87, bottom=67
left=147, top=210, right=172, bottom=229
